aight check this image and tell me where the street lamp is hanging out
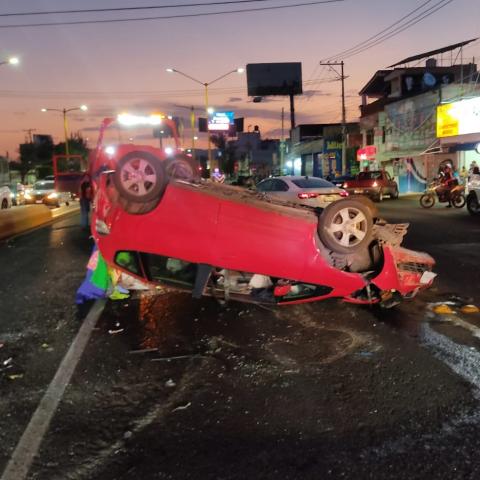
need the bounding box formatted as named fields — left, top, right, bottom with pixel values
left=41, top=105, right=88, bottom=156
left=166, top=67, right=244, bottom=172
left=0, top=57, right=19, bottom=67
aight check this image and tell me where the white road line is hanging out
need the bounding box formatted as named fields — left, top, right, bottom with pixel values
left=1, top=299, right=106, bottom=480
left=421, top=322, right=480, bottom=392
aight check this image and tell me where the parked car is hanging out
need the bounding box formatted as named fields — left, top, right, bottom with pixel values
left=91, top=119, right=435, bottom=308
left=255, top=176, right=348, bottom=208
left=466, top=183, right=480, bottom=216
left=0, top=185, right=12, bottom=209
left=8, top=182, right=26, bottom=206
left=24, top=180, right=71, bottom=207
left=343, top=170, right=399, bottom=202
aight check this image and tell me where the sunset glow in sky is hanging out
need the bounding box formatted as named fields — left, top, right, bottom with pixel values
left=0, top=0, right=479, bottom=158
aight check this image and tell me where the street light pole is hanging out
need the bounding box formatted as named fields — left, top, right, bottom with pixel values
left=41, top=105, right=88, bottom=156
left=166, top=67, right=244, bottom=173
left=319, top=61, right=348, bottom=174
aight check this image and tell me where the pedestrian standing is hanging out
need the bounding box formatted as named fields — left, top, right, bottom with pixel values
left=79, top=173, right=93, bottom=230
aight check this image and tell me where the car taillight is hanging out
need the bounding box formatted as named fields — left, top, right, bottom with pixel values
left=343, top=183, right=348, bottom=188
left=298, top=192, right=318, bottom=199
left=340, top=190, right=349, bottom=197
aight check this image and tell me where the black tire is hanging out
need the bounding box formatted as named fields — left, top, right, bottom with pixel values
left=452, top=193, right=466, bottom=209
left=1, top=199, right=7, bottom=209
left=374, top=190, right=384, bottom=202
left=66, top=200, right=70, bottom=206
left=390, top=187, right=399, bottom=199
left=165, top=153, right=200, bottom=182
left=467, top=193, right=480, bottom=216
left=114, top=150, right=167, bottom=203
left=420, top=193, right=435, bottom=208
left=348, top=194, right=379, bottom=219
left=318, top=199, right=374, bottom=254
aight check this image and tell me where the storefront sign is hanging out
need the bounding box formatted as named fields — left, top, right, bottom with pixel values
left=356, top=145, right=377, bottom=161
left=437, top=97, right=480, bottom=138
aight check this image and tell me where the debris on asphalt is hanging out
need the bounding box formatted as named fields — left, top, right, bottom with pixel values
left=151, top=354, right=197, bottom=362
left=165, top=379, right=176, bottom=388
left=108, top=328, right=125, bottom=335
left=172, top=402, right=191, bottom=412
left=7, top=373, right=23, bottom=380
left=129, top=348, right=159, bottom=355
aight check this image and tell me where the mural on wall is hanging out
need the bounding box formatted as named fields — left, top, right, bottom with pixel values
left=394, top=157, right=427, bottom=193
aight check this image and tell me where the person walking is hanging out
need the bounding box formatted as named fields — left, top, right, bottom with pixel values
left=79, top=173, right=93, bottom=230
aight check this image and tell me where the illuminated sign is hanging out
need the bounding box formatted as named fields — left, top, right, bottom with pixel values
left=356, top=145, right=377, bottom=161
left=437, top=97, right=480, bottom=138
left=208, top=111, right=234, bottom=131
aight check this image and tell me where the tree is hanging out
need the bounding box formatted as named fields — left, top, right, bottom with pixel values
left=210, top=133, right=237, bottom=175
left=53, top=132, right=89, bottom=158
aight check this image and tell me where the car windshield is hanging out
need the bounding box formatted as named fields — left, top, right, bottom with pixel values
left=291, top=178, right=334, bottom=189
left=357, top=172, right=382, bottom=180
left=34, top=181, right=55, bottom=190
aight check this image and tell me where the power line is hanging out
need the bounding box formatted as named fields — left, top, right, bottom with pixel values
left=0, top=1, right=282, bottom=17
left=339, top=0, right=454, bottom=61
left=321, top=0, right=454, bottom=62
left=0, top=0, right=344, bottom=28
left=321, top=0, right=436, bottom=61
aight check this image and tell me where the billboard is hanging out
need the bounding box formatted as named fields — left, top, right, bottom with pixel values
left=208, top=111, right=234, bottom=131
left=437, top=97, right=480, bottom=138
left=246, top=62, right=303, bottom=96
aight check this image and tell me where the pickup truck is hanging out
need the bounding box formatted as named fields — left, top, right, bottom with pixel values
left=342, top=170, right=399, bottom=202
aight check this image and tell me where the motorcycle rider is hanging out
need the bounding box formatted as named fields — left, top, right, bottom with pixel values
left=438, top=164, right=457, bottom=207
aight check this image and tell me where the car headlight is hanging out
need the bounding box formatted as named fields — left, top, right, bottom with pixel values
left=10, top=193, right=14, bottom=198
left=47, top=192, right=58, bottom=199
left=372, top=181, right=378, bottom=187
left=24, top=192, right=32, bottom=200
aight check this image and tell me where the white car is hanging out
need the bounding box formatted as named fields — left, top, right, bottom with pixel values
left=0, top=185, right=12, bottom=209
left=255, top=175, right=348, bottom=208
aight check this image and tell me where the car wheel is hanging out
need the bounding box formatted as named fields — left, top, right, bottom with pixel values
left=467, top=193, right=480, bottom=216
left=318, top=199, right=373, bottom=254
left=114, top=150, right=167, bottom=203
left=165, top=154, right=200, bottom=182
left=347, top=195, right=379, bottom=219
left=1, top=199, right=7, bottom=209
left=391, top=187, right=399, bottom=199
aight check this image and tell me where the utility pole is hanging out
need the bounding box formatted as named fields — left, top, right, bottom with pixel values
left=280, top=107, right=285, bottom=174
left=319, top=61, right=347, bottom=174
left=23, top=128, right=36, bottom=143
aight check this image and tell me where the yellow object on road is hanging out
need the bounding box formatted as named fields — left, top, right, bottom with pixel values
left=460, top=305, right=480, bottom=314
left=433, top=304, right=455, bottom=314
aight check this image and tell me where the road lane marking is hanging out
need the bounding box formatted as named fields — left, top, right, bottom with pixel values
left=1, top=299, right=106, bottom=480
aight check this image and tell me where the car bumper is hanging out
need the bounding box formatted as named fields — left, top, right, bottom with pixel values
left=346, top=187, right=381, bottom=197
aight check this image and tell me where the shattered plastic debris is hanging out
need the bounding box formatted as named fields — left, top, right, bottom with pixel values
left=461, top=305, right=480, bottom=314
left=172, top=402, right=191, bottom=412
left=165, top=379, right=176, bottom=388
left=108, top=328, right=125, bottom=335
left=7, top=374, right=23, bottom=380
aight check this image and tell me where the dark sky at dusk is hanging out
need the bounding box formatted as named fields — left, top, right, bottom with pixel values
left=0, top=0, right=478, bottom=158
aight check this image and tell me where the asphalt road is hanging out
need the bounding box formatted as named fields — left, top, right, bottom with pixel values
left=1, top=198, right=480, bottom=479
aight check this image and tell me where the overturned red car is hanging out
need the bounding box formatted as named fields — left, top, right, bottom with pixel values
left=91, top=116, right=435, bottom=307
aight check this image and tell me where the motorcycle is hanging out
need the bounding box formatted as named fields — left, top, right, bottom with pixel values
left=419, top=180, right=465, bottom=208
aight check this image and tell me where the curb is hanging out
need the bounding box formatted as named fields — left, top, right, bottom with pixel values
left=0, top=206, right=53, bottom=240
